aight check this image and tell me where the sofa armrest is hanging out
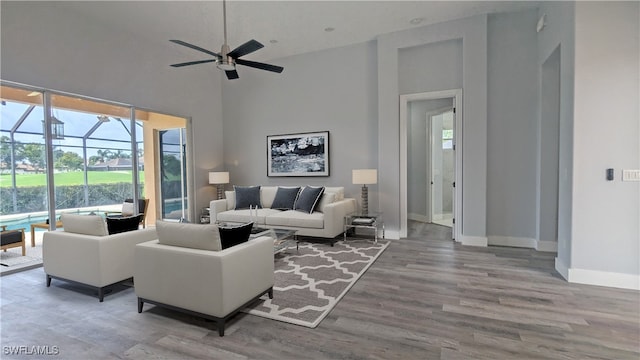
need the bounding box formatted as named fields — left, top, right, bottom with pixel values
left=134, top=236, right=274, bottom=318
left=43, top=228, right=157, bottom=287
left=322, top=198, right=357, bottom=237
left=210, top=199, right=228, bottom=223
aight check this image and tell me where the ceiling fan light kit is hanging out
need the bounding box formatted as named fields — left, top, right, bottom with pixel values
left=169, top=0, right=283, bottom=80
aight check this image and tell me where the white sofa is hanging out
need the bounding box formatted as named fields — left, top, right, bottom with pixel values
left=43, top=214, right=158, bottom=302
left=210, top=186, right=356, bottom=239
left=134, top=221, right=274, bottom=336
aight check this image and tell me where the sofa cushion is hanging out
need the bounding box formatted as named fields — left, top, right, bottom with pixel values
left=316, top=192, right=336, bottom=213
left=156, top=221, right=222, bottom=251
left=261, top=186, right=278, bottom=208
left=324, top=187, right=345, bottom=201
left=294, top=186, right=325, bottom=214
left=270, top=187, right=301, bottom=210
left=106, top=215, right=142, bottom=234
left=60, top=214, right=108, bottom=236
left=266, top=210, right=324, bottom=229
left=217, top=208, right=282, bottom=226
left=218, top=222, right=253, bottom=249
left=234, top=186, right=262, bottom=209
left=225, top=190, right=235, bottom=209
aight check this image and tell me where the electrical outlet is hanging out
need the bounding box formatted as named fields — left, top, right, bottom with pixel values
left=622, top=169, right=640, bottom=181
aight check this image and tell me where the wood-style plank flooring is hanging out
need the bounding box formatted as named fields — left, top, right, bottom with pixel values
left=1, top=221, right=638, bottom=359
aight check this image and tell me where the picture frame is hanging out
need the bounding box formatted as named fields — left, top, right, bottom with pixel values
left=267, top=131, right=330, bottom=177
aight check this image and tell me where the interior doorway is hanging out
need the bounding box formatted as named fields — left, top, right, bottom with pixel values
left=430, top=108, right=455, bottom=228
left=400, top=89, right=462, bottom=241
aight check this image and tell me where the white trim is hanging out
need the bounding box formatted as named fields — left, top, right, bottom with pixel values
left=536, top=240, right=558, bottom=252
left=489, top=236, right=536, bottom=248
left=488, top=236, right=558, bottom=252
left=408, top=213, right=429, bottom=223
left=385, top=229, right=401, bottom=240
left=555, top=257, right=569, bottom=280
left=567, top=268, right=640, bottom=291
left=459, top=235, right=487, bottom=247
left=400, top=89, right=462, bottom=241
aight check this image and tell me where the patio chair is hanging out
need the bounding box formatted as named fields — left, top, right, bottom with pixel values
left=1, top=226, right=26, bottom=256
left=106, top=198, right=150, bottom=228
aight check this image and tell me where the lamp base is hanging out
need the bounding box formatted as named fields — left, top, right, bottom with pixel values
left=361, top=185, right=368, bottom=215
left=217, top=186, right=225, bottom=200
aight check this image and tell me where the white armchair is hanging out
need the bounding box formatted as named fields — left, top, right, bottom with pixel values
left=134, top=222, right=274, bottom=336
left=43, top=214, right=158, bottom=302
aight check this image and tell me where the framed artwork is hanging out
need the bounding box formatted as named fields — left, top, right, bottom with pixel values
left=267, top=131, right=330, bottom=177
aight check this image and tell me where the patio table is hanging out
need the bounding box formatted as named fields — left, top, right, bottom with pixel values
left=30, top=221, right=63, bottom=247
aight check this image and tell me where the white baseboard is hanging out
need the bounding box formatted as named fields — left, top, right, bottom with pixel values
left=568, top=268, right=640, bottom=290
left=556, top=257, right=639, bottom=290
left=459, top=235, right=488, bottom=247
left=488, top=236, right=558, bottom=252
left=385, top=229, right=401, bottom=240
left=536, top=240, right=558, bottom=252
left=408, top=213, right=428, bottom=222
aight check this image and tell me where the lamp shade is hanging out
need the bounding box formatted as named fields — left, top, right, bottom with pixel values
left=352, top=169, right=377, bottom=185
left=208, top=171, right=229, bottom=184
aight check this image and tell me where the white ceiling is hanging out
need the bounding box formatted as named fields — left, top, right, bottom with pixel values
left=56, top=1, right=539, bottom=64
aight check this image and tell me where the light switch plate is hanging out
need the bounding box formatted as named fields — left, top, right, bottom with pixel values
left=622, top=169, right=640, bottom=181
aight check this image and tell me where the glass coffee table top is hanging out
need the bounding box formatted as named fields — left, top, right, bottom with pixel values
left=250, top=227, right=297, bottom=255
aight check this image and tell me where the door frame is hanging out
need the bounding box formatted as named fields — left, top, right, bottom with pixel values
left=400, top=89, right=462, bottom=240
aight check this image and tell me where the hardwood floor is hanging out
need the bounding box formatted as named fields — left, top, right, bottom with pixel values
left=1, top=224, right=638, bottom=359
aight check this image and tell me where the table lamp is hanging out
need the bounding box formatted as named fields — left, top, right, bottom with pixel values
left=352, top=169, right=377, bottom=215
left=209, top=171, right=230, bottom=200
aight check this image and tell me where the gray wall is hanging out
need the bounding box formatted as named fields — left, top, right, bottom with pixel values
left=486, top=10, right=539, bottom=240
left=572, top=2, right=639, bottom=277
left=221, top=41, right=379, bottom=207
left=0, top=2, right=225, bottom=216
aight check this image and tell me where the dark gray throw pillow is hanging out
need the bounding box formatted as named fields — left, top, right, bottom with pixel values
left=294, top=186, right=325, bottom=214
left=218, top=222, right=253, bottom=250
left=106, top=214, right=142, bottom=235
left=234, top=186, right=261, bottom=209
left=271, top=187, right=301, bottom=210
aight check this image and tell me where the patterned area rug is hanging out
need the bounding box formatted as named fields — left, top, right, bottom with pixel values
left=242, top=238, right=389, bottom=328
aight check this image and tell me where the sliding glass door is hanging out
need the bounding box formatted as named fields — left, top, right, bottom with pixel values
left=1, top=81, right=191, bottom=244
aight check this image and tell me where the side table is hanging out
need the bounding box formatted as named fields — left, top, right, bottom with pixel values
left=344, top=212, right=384, bottom=243
left=30, top=220, right=63, bottom=247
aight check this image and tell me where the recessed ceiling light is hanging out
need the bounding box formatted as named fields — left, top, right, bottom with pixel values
left=270, top=39, right=278, bottom=44
left=410, top=17, right=424, bottom=25
left=324, top=27, right=335, bottom=32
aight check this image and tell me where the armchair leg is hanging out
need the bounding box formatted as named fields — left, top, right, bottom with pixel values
left=217, top=320, right=225, bottom=337
left=98, top=288, right=104, bottom=302
left=138, top=298, right=144, bottom=313
left=46, top=274, right=51, bottom=287
left=268, top=287, right=273, bottom=299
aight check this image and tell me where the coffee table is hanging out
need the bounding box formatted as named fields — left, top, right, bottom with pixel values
left=250, top=227, right=298, bottom=255
left=30, top=220, right=63, bottom=247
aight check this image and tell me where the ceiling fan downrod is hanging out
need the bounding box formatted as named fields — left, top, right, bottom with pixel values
left=218, top=0, right=235, bottom=71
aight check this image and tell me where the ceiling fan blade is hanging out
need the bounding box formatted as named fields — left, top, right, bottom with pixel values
left=170, top=40, right=220, bottom=58
left=170, top=59, right=217, bottom=67
left=228, top=39, right=264, bottom=59
left=225, top=70, right=239, bottom=80
left=236, top=59, right=284, bottom=73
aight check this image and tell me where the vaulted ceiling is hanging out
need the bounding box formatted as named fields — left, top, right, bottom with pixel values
left=56, top=1, right=539, bottom=63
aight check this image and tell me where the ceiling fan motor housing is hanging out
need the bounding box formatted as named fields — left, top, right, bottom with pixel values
left=217, top=44, right=235, bottom=70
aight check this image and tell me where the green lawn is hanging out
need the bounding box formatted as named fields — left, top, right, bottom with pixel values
left=0, top=171, right=145, bottom=187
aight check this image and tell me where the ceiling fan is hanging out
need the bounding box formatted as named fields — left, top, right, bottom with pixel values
left=169, top=0, right=284, bottom=80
